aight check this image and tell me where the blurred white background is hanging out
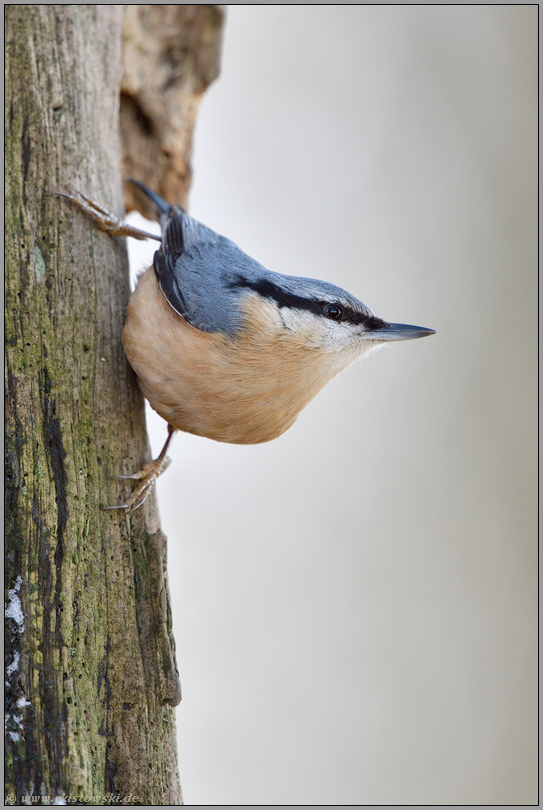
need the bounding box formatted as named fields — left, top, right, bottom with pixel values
left=127, top=6, right=537, bottom=805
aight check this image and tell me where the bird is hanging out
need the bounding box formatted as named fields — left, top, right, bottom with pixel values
left=58, top=180, right=435, bottom=511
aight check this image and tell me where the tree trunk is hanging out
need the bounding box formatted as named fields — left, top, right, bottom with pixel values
left=5, top=5, right=223, bottom=805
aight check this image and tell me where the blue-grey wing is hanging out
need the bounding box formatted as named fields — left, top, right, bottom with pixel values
left=153, top=207, right=266, bottom=336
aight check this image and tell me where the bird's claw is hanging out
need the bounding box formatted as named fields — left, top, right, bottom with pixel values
left=103, top=456, right=172, bottom=513
left=55, top=186, right=161, bottom=241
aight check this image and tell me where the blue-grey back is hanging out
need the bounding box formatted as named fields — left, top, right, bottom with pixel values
left=154, top=207, right=373, bottom=336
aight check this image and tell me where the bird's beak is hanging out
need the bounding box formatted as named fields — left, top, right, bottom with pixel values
left=368, top=322, right=436, bottom=341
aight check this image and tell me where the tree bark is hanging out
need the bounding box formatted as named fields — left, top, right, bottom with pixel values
left=5, top=5, right=223, bottom=805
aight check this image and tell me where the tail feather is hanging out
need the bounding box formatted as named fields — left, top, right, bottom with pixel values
left=125, top=176, right=171, bottom=216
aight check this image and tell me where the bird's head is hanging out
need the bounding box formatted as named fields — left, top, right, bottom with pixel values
left=230, top=271, right=435, bottom=367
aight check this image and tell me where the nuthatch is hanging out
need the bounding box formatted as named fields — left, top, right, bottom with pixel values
left=59, top=181, right=435, bottom=511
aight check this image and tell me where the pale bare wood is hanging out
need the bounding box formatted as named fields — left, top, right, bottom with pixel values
left=121, top=4, right=225, bottom=215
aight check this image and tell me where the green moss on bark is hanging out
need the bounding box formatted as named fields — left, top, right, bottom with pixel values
left=5, top=6, right=182, bottom=805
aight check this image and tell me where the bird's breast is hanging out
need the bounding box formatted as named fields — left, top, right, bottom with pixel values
left=122, top=268, right=349, bottom=444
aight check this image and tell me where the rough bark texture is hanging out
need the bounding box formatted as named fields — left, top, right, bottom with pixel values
left=5, top=5, right=223, bottom=805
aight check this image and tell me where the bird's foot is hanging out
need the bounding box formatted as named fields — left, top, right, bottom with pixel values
left=55, top=186, right=161, bottom=241
left=103, top=456, right=172, bottom=513
left=103, top=425, right=177, bottom=514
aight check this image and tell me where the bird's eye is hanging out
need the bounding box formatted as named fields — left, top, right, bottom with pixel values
left=323, top=303, right=344, bottom=321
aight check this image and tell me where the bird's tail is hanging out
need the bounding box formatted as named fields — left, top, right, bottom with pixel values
left=125, top=176, right=171, bottom=216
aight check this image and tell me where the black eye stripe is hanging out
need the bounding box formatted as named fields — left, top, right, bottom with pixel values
left=230, top=276, right=323, bottom=316
left=321, top=302, right=387, bottom=330
left=229, top=275, right=387, bottom=331
left=338, top=309, right=387, bottom=329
